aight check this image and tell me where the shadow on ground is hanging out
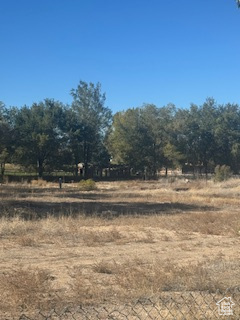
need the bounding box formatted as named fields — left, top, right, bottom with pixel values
left=0, top=199, right=214, bottom=220
left=0, top=185, right=216, bottom=219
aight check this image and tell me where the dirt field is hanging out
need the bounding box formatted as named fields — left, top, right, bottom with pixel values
left=0, top=178, right=240, bottom=317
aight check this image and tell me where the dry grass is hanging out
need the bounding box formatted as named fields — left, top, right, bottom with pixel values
left=82, top=228, right=123, bottom=246
left=0, top=178, right=239, bottom=317
left=31, top=178, right=48, bottom=187
left=0, top=267, right=60, bottom=316
left=58, top=257, right=240, bottom=305
left=114, top=258, right=240, bottom=297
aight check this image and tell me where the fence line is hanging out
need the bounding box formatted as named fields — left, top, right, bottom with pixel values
left=3, top=287, right=240, bottom=320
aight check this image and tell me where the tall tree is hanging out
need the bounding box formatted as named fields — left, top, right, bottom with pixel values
left=156, top=104, right=181, bottom=174
left=0, top=102, right=12, bottom=179
left=214, top=103, right=240, bottom=173
left=174, top=99, right=218, bottom=175
left=14, top=99, right=64, bottom=177
left=62, top=106, right=84, bottom=175
left=107, top=108, right=150, bottom=172
left=107, top=104, right=178, bottom=177
left=70, top=81, right=112, bottom=177
left=196, top=98, right=218, bottom=174
left=140, top=104, right=162, bottom=176
left=139, top=104, right=179, bottom=176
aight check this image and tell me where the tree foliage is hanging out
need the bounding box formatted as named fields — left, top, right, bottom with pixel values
left=69, top=81, right=112, bottom=177
left=1, top=84, right=240, bottom=178
left=108, top=104, right=182, bottom=177
left=0, top=102, right=15, bottom=179
left=14, top=99, right=64, bottom=177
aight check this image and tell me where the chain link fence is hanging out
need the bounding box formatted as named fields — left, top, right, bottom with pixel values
left=3, top=287, right=240, bottom=320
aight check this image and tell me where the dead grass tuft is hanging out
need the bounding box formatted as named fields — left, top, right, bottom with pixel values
left=0, top=216, right=39, bottom=237
left=93, top=260, right=119, bottom=274
left=0, top=267, right=59, bottom=314
left=69, top=268, right=114, bottom=305
left=115, top=258, right=238, bottom=299
left=82, top=228, right=123, bottom=246
left=68, top=257, right=240, bottom=306
left=31, top=178, right=48, bottom=187
left=17, top=235, right=38, bottom=247
left=134, top=230, right=155, bottom=243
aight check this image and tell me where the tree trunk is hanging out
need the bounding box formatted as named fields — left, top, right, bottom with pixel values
left=83, top=142, right=90, bottom=179
left=1, top=162, right=5, bottom=176
left=75, top=163, right=78, bottom=176
left=37, top=159, right=44, bottom=178
left=84, top=162, right=89, bottom=179
left=165, top=167, right=168, bottom=177
left=205, top=162, right=208, bottom=180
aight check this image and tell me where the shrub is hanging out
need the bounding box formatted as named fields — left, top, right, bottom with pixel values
left=214, top=165, right=232, bottom=182
left=78, top=179, right=96, bottom=191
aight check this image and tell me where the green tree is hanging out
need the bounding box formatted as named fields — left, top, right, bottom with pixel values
left=156, top=104, right=181, bottom=175
left=108, top=104, right=177, bottom=178
left=140, top=104, right=163, bottom=176
left=163, top=142, right=185, bottom=173
left=14, top=99, right=64, bottom=177
left=174, top=99, right=218, bottom=175
left=70, top=81, right=112, bottom=178
left=197, top=98, right=218, bottom=174
left=214, top=165, right=232, bottom=182
left=107, top=108, right=146, bottom=171
left=139, top=104, right=180, bottom=176
left=62, top=106, right=84, bottom=175
left=214, top=103, right=240, bottom=173
left=0, top=102, right=10, bottom=180
left=0, top=102, right=14, bottom=180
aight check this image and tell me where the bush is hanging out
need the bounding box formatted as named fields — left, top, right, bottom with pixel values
left=214, top=165, right=232, bottom=182
left=78, top=179, right=96, bottom=191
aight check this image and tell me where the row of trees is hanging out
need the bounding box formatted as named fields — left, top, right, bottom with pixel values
left=1, top=81, right=240, bottom=179
left=0, top=81, right=111, bottom=178
left=109, top=100, right=240, bottom=176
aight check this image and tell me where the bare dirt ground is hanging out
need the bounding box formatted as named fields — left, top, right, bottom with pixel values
left=0, top=178, right=239, bottom=317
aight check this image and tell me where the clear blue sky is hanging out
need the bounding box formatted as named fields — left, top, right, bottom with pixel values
left=1, top=0, right=240, bottom=113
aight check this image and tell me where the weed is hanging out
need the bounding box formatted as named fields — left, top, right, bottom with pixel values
left=69, top=268, right=114, bottom=304
left=214, top=165, right=232, bottom=182
left=135, top=230, right=155, bottom=243
left=17, top=235, right=38, bottom=246
left=78, top=179, right=96, bottom=191
left=31, top=178, right=48, bottom=187
left=115, top=258, right=233, bottom=298
left=0, top=267, right=59, bottom=314
left=93, top=260, right=118, bottom=274
left=82, top=228, right=123, bottom=246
